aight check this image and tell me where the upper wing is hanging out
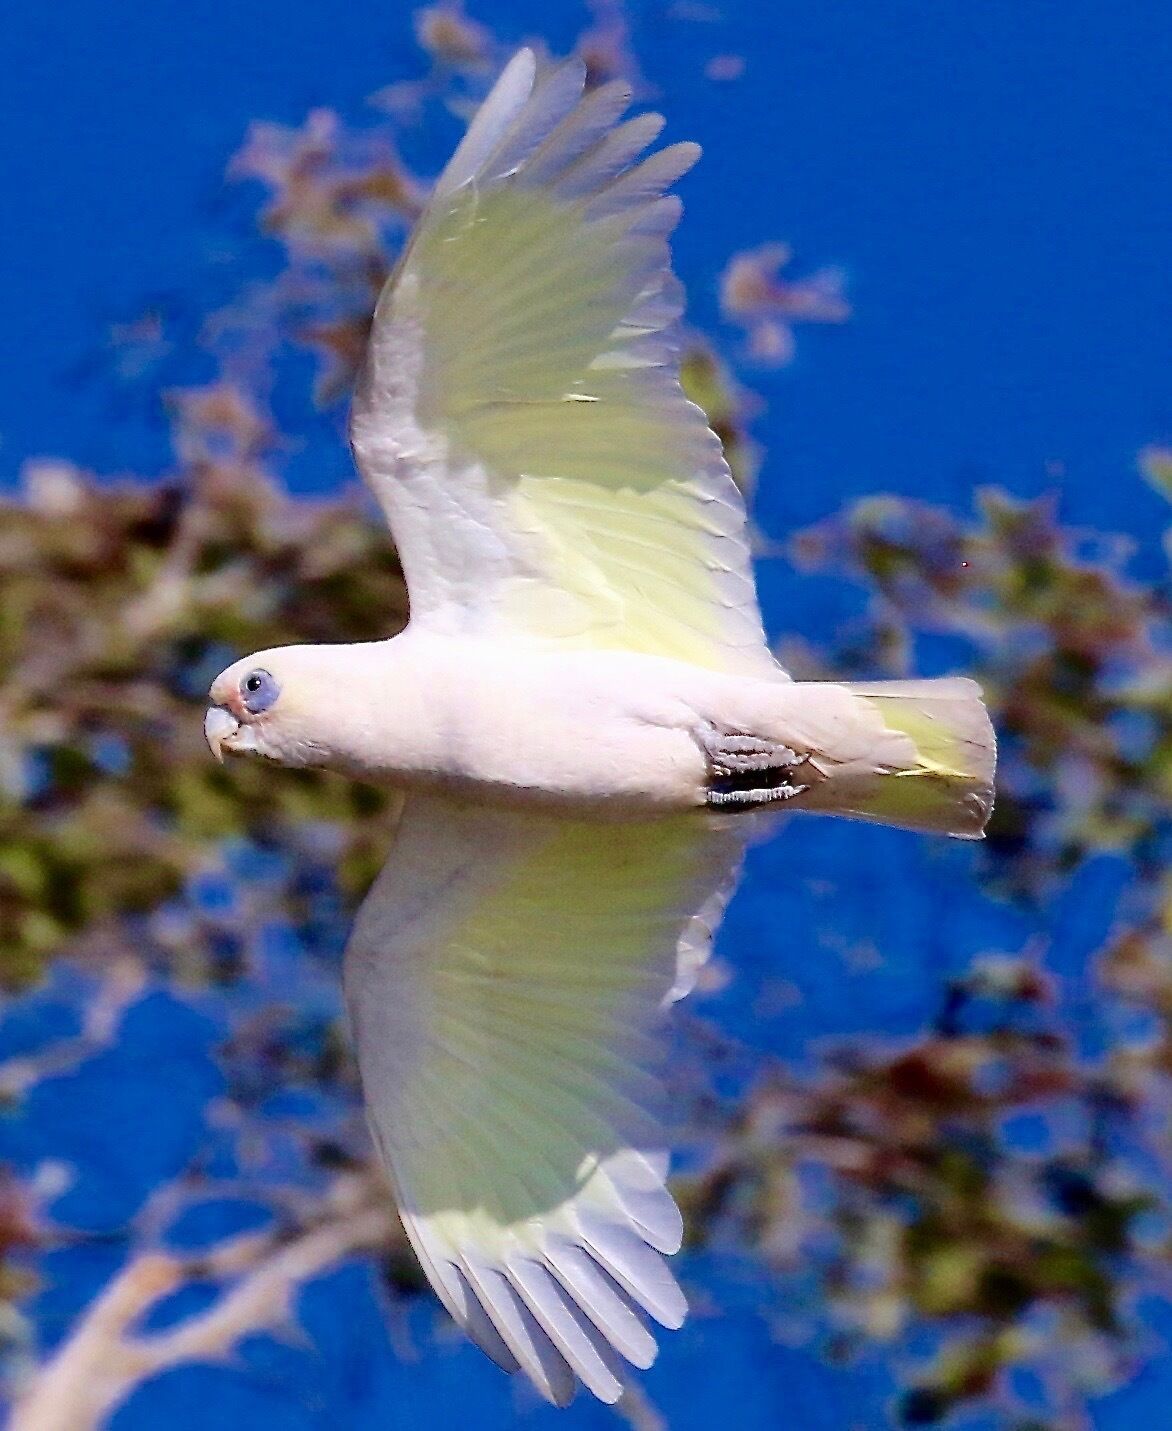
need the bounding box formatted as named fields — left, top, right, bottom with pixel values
left=350, top=49, right=778, bottom=677
left=344, top=795, right=743, bottom=1404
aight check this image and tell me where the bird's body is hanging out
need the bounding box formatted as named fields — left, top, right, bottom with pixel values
left=204, top=48, right=996, bottom=1406
left=212, top=633, right=990, bottom=828
left=214, top=636, right=719, bottom=811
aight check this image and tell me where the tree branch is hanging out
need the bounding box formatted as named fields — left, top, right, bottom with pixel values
left=10, top=1177, right=397, bottom=1431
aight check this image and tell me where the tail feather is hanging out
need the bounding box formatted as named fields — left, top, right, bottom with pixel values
left=793, top=677, right=996, bottom=839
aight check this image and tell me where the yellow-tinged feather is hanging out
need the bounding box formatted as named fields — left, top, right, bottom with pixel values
left=400, top=816, right=720, bottom=1254
left=353, top=87, right=777, bottom=676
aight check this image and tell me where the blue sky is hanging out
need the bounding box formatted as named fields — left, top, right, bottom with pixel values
left=3, top=0, right=1169, bottom=559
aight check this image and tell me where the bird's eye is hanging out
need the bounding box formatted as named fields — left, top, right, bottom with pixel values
left=240, top=668, right=279, bottom=715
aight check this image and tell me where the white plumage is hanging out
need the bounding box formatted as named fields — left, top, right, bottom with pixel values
left=350, top=47, right=774, bottom=675
left=345, top=798, right=741, bottom=1402
left=205, top=49, right=995, bottom=1406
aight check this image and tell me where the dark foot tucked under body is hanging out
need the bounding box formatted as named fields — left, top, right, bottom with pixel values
left=699, top=725, right=811, bottom=812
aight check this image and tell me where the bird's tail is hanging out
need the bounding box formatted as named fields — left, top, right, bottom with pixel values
left=785, top=677, right=996, bottom=839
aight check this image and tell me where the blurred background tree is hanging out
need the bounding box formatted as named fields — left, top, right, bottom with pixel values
left=1, top=5, right=1169, bottom=1429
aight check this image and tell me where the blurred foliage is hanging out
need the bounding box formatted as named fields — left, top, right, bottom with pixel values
left=719, top=242, right=850, bottom=366
left=0, top=421, right=406, bottom=990
left=3, top=6, right=1171, bottom=1429
left=792, top=487, right=1170, bottom=894
left=696, top=485, right=1172, bottom=1422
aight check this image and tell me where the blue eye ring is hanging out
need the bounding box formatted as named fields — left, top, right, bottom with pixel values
left=240, top=668, right=279, bottom=715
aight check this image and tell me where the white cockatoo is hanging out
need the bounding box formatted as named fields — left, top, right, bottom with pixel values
left=204, top=49, right=995, bottom=1406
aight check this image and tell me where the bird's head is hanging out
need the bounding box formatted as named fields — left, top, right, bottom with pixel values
left=204, top=645, right=343, bottom=769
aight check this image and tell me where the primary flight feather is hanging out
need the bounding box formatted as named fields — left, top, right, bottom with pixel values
left=205, top=49, right=995, bottom=1406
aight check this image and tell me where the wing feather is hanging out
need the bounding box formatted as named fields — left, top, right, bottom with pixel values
left=351, top=50, right=781, bottom=676
left=430, top=48, right=539, bottom=203
left=543, top=1234, right=657, bottom=1367
left=344, top=796, right=743, bottom=1403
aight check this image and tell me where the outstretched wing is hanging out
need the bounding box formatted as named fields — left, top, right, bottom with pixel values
left=344, top=796, right=743, bottom=1404
left=350, top=49, right=778, bottom=677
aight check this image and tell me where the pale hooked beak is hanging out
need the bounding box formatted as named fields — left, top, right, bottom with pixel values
left=204, top=705, right=240, bottom=763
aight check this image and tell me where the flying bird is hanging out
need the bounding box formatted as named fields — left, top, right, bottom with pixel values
left=204, top=49, right=995, bottom=1407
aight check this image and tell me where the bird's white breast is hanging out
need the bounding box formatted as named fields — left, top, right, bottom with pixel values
left=354, top=632, right=720, bottom=816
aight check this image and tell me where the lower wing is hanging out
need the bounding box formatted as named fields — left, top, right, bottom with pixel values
left=343, top=795, right=743, bottom=1404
